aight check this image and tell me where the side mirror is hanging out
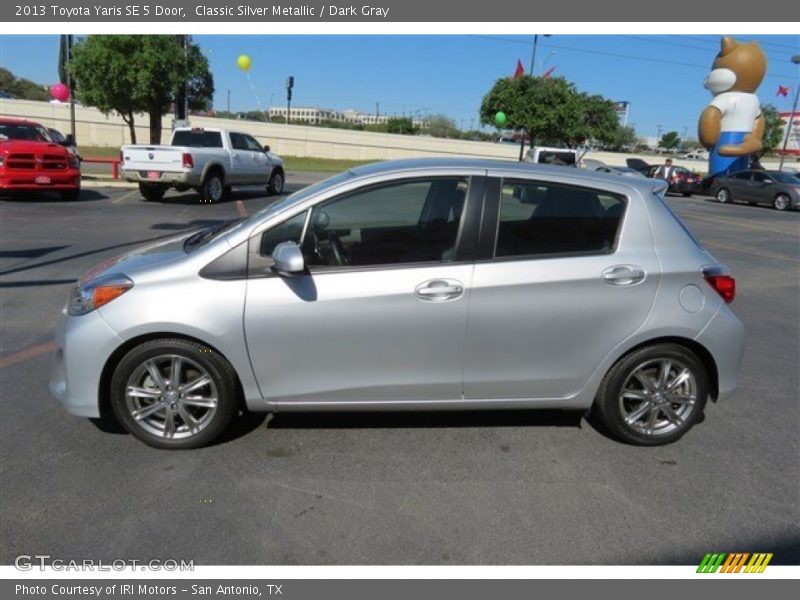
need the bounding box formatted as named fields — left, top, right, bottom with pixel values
left=271, top=241, right=305, bottom=276
left=64, top=134, right=75, bottom=146
left=263, top=145, right=271, bottom=153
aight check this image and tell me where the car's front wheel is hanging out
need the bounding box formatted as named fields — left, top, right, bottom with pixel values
left=593, top=344, right=708, bottom=446
left=110, top=338, right=238, bottom=449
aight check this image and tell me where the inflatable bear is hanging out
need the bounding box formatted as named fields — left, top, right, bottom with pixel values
left=698, top=36, right=768, bottom=178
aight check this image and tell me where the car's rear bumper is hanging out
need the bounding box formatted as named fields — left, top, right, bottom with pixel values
left=123, top=169, right=200, bottom=187
left=671, top=181, right=702, bottom=194
left=695, top=305, right=746, bottom=400
left=0, top=171, right=81, bottom=191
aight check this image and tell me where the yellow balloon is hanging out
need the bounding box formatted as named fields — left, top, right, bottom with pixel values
left=237, top=55, right=251, bottom=72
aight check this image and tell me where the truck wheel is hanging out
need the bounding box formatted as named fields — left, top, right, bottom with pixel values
left=268, top=170, right=285, bottom=196
left=139, top=182, right=167, bottom=202
left=60, top=189, right=81, bottom=201
left=201, top=172, right=226, bottom=203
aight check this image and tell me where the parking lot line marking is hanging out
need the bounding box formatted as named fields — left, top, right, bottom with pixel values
left=704, top=240, right=800, bottom=264
left=0, top=341, right=56, bottom=369
left=111, top=189, right=140, bottom=204
left=236, top=200, right=248, bottom=218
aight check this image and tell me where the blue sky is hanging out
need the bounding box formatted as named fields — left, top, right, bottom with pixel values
left=1, top=34, right=798, bottom=139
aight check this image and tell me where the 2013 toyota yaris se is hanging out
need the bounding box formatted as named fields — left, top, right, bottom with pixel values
left=50, top=158, right=745, bottom=449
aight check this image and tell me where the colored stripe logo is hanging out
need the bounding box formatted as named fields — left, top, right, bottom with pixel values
left=697, top=552, right=773, bottom=573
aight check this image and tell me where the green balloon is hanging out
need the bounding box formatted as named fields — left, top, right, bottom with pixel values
left=495, top=111, right=507, bottom=127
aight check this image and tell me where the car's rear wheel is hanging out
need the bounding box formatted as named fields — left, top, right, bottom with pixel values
left=682, top=192, right=692, bottom=197
left=716, top=188, right=732, bottom=203
left=774, top=194, right=791, bottom=211
left=201, top=172, right=226, bottom=203
left=268, top=170, right=285, bottom=196
left=110, top=339, right=238, bottom=449
left=593, top=343, right=708, bottom=446
left=139, top=182, right=167, bottom=202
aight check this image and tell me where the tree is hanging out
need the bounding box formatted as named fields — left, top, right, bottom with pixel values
left=0, top=67, right=50, bottom=101
left=426, top=114, right=459, bottom=138
left=71, top=35, right=213, bottom=144
left=758, top=104, right=785, bottom=159
left=607, top=125, right=639, bottom=151
left=658, top=131, right=681, bottom=150
left=480, top=75, right=619, bottom=158
left=386, top=117, right=416, bottom=135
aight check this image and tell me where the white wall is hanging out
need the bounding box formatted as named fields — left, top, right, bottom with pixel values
left=2, top=98, right=788, bottom=170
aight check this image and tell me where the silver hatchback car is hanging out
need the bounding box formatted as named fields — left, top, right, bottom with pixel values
left=50, top=158, right=745, bottom=449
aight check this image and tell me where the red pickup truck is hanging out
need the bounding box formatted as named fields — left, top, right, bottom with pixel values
left=0, top=117, right=81, bottom=200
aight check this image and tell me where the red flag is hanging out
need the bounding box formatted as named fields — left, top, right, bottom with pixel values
left=777, top=85, right=790, bottom=97
left=513, top=59, right=525, bottom=79
left=542, top=66, right=557, bottom=79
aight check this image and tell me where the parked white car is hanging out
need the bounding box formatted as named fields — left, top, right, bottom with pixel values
left=121, top=127, right=285, bottom=202
left=524, top=146, right=579, bottom=167
left=683, top=150, right=709, bottom=160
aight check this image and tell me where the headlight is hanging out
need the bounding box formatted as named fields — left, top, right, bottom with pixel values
left=67, top=273, right=134, bottom=316
left=68, top=153, right=80, bottom=169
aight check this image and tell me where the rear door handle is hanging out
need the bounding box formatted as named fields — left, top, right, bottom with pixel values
left=415, top=279, right=464, bottom=302
left=602, top=265, right=646, bottom=286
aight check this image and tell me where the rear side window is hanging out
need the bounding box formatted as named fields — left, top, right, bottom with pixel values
left=495, top=180, right=625, bottom=258
left=171, top=130, right=223, bottom=148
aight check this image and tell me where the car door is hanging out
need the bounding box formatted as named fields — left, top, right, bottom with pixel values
left=749, top=171, right=773, bottom=205
left=463, top=176, right=660, bottom=400
left=243, top=175, right=483, bottom=405
left=728, top=171, right=754, bottom=201
left=242, top=134, right=270, bottom=184
left=228, top=132, right=254, bottom=183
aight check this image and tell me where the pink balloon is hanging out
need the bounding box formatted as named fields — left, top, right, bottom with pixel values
left=50, top=83, right=70, bottom=102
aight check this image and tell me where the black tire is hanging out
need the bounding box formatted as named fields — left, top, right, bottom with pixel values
left=593, top=343, right=709, bottom=446
left=200, top=171, right=226, bottom=203
left=60, top=189, right=81, bottom=201
left=268, top=169, right=285, bottom=196
left=774, top=194, right=791, bottom=211
left=110, top=338, right=238, bottom=449
left=682, top=192, right=692, bottom=198
left=139, top=182, right=167, bottom=202
left=715, top=187, right=732, bottom=204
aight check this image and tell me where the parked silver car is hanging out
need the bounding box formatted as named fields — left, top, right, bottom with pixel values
left=50, top=158, right=745, bottom=449
left=712, top=170, right=800, bottom=211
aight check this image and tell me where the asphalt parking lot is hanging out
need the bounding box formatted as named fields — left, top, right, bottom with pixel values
left=1, top=180, right=798, bottom=566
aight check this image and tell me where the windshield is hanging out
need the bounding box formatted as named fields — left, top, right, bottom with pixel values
left=772, top=172, right=800, bottom=184
left=0, top=123, right=53, bottom=142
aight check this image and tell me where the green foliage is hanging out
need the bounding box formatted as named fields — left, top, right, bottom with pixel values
left=479, top=75, right=623, bottom=149
left=759, top=104, right=785, bottom=158
left=71, top=35, right=214, bottom=144
left=0, top=67, right=50, bottom=101
left=658, top=131, right=681, bottom=150
left=386, top=117, right=417, bottom=135
left=607, top=125, right=640, bottom=151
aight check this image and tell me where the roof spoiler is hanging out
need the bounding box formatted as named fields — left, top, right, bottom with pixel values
left=651, top=179, right=669, bottom=198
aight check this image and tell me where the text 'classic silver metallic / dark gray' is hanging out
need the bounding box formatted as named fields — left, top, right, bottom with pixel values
left=50, top=158, right=745, bottom=449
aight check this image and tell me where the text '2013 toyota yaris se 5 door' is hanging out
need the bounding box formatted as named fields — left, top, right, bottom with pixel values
left=50, top=158, right=745, bottom=449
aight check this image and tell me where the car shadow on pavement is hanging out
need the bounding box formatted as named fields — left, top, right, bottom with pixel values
left=0, top=189, right=109, bottom=203
left=267, top=409, right=585, bottom=430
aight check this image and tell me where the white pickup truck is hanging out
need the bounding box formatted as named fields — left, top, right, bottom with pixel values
left=121, top=127, right=285, bottom=203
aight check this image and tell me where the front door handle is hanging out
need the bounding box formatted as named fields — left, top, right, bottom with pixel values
left=602, top=265, right=646, bottom=286
left=415, top=279, right=464, bottom=302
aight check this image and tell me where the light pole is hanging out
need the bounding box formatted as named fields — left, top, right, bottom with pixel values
left=529, top=34, right=551, bottom=76
left=778, top=55, right=800, bottom=172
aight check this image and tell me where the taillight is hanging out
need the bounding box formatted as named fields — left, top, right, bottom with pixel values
left=704, top=274, right=736, bottom=303
left=182, top=153, right=194, bottom=169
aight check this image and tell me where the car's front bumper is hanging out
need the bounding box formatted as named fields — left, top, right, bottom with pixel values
left=49, top=307, right=123, bottom=418
left=0, top=170, right=81, bottom=191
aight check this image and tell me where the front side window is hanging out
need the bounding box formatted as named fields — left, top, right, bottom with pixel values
left=229, top=133, right=249, bottom=151
left=495, top=180, right=625, bottom=258
left=295, top=177, right=468, bottom=268
left=260, top=211, right=307, bottom=257
left=243, top=135, right=264, bottom=152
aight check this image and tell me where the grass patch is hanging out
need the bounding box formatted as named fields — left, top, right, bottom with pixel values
left=78, top=146, right=375, bottom=173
